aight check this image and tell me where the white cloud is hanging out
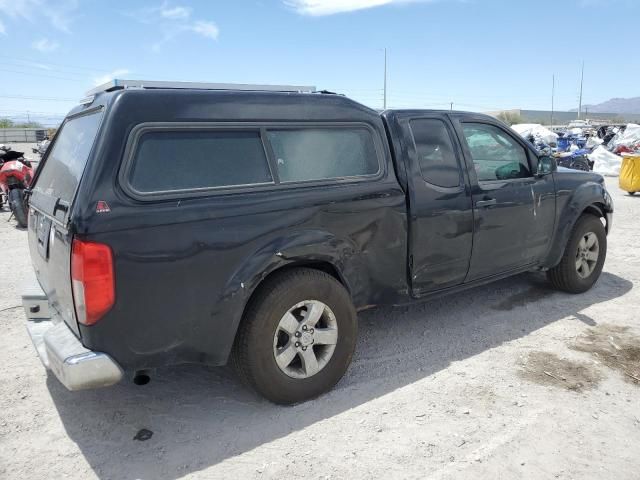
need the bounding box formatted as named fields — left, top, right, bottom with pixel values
left=26, top=61, right=53, bottom=70
left=128, top=3, right=219, bottom=51
left=0, top=0, right=78, bottom=32
left=93, top=68, right=130, bottom=86
left=0, top=19, right=5, bottom=34
left=0, top=0, right=38, bottom=19
left=32, top=38, right=59, bottom=52
left=284, top=0, right=429, bottom=15
left=160, top=5, right=191, bottom=19
left=190, top=20, right=219, bottom=40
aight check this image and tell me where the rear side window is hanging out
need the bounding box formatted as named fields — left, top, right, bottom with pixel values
left=33, top=110, right=102, bottom=203
left=129, top=130, right=272, bottom=192
left=409, top=119, right=461, bottom=188
left=267, top=128, right=379, bottom=183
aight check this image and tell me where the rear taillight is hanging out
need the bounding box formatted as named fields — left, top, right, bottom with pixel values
left=71, top=239, right=115, bottom=326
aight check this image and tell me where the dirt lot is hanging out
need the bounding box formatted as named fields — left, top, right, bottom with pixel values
left=0, top=166, right=639, bottom=479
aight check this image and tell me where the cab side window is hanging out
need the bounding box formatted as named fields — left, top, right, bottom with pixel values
left=409, top=118, right=461, bottom=188
left=462, top=123, right=531, bottom=181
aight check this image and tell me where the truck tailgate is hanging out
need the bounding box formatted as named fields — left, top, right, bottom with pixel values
left=28, top=208, right=79, bottom=335
left=26, top=108, right=104, bottom=337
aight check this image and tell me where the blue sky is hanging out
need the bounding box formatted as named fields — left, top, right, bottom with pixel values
left=0, top=0, right=638, bottom=126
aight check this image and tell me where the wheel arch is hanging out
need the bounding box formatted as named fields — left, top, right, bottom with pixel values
left=583, top=202, right=609, bottom=233
left=262, top=261, right=347, bottom=289
left=214, top=230, right=361, bottom=365
left=543, top=197, right=609, bottom=269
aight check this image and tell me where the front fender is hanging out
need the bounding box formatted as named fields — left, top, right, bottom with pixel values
left=543, top=178, right=612, bottom=268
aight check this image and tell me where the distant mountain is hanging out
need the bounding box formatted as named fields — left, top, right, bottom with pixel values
left=570, top=97, right=640, bottom=114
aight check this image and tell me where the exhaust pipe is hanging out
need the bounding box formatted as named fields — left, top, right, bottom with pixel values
left=133, top=370, right=151, bottom=386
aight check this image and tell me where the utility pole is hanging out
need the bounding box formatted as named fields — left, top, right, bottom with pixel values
left=450, top=102, right=453, bottom=111
left=383, top=48, right=387, bottom=110
left=577, top=61, right=584, bottom=120
left=550, top=74, right=555, bottom=127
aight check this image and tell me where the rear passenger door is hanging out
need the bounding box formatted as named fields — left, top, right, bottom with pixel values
left=453, top=117, right=555, bottom=281
left=390, top=113, right=473, bottom=295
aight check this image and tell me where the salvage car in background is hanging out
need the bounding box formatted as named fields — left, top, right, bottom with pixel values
left=0, top=146, right=33, bottom=227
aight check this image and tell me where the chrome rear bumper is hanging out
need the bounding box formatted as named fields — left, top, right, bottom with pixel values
left=22, top=275, right=123, bottom=391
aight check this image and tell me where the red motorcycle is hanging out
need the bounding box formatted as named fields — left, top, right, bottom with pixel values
left=0, top=148, right=34, bottom=228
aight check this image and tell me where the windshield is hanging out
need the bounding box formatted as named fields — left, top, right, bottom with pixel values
left=33, top=110, right=103, bottom=204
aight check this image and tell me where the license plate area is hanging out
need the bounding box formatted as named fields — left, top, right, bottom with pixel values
left=35, top=213, right=52, bottom=260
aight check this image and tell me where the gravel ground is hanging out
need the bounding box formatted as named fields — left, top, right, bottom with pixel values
left=0, top=161, right=639, bottom=479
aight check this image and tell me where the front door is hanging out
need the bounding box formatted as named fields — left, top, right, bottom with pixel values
left=398, top=115, right=474, bottom=296
left=454, top=119, right=555, bottom=281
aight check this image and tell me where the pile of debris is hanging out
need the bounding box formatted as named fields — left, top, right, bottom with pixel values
left=511, top=121, right=640, bottom=176
left=586, top=124, right=640, bottom=176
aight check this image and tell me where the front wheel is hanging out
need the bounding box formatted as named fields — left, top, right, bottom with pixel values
left=547, top=214, right=607, bottom=293
left=8, top=189, right=28, bottom=228
left=232, top=268, right=357, bottom=404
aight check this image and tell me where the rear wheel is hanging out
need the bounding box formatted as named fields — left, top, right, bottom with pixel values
left=8, top=189, right=28, bottom=228
left=547, top=214, right=606, bottom=293
left=232, top=268, right=357, bottom=404
left=628, top=191, right=637, bottom=196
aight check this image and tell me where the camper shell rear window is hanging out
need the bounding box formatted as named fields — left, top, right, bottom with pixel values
left=33, top=109, right=103, bottom=205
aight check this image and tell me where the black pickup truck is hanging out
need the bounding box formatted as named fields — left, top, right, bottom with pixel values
left=22, top=81, right=613, bottom=404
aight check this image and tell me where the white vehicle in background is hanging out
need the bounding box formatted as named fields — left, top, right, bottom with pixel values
left=568, top=120, right=590, bottom=129
left=32, top=138, right=51, bottom=156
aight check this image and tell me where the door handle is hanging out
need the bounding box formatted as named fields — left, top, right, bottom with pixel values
left=475, top=198, right=497, bottom=208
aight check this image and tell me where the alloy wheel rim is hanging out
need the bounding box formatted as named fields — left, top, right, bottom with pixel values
left=575, top=232, right=599, bottom=279
left=272, top=300, right=338, bottom=379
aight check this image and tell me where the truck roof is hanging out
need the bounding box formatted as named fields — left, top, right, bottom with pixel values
left=70, top=79, right=495, bottom=124
left=382, top=108, right=493, bottom=117
left=69, top=81, right=383, bottom=122
left=85, top=79, right=317, bottom=97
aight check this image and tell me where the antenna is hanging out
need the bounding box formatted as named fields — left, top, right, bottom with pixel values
left=578, top=61, right=584, bottom=120
left=383, top=48, right=388, bottom=110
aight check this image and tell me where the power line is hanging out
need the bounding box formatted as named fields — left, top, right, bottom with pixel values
left=0, top=68, right=87, bottom=83
left=0, top=54, right=110, bottom=74
left=0, top=107, right=67, bottom=114
left=0, top=94, right=77, bottom=102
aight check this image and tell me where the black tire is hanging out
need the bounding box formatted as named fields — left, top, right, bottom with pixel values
left=628, top=192, right=637, bottom=196
left=231, top=268, right=357, bottom=404
left=547, top=214, right=606, bottom=294
left=570, top=159, right=590, bottom=171
left=8, top=189, right=28, bottom=228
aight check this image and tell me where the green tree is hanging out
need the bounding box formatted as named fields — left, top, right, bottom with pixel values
left=496, top=111, right=523, bottom=126
left=14, top=121, right=43, bottom=128
left=0, top=118, right=44, bottom=128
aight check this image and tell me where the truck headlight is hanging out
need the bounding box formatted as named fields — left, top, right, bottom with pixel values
left=603, top=189, right=612, bottom=209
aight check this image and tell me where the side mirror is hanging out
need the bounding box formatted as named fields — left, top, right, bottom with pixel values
left=536, top=155, right=557, bottom=176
